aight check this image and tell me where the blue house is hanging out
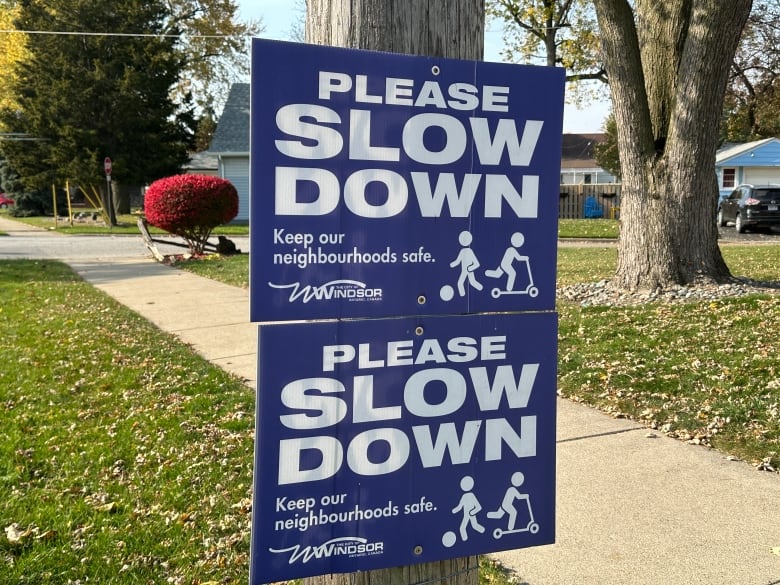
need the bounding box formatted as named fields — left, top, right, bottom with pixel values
left=715, top=137, right=780, bottom=199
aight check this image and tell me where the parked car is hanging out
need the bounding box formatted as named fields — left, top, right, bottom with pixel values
left=717, top=184, right=780, bottom=233
left=0, top=193, right=15, bottom=208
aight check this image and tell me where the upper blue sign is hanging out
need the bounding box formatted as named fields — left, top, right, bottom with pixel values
left=250, top=311, right=557, bottom=583
left=251, top=39, right=565, bottom=322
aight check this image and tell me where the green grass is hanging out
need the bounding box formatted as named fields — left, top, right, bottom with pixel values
left=558, top=295, right=779, bottom=466
left=0, top=261, right=254, bottom=584
left=178, top=244, right=780, bottom=290
left=179, top=253, right=250, bottom=288
left=558, top=218, right=619, bottom=238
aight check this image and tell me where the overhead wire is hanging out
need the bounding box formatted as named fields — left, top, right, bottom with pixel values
left=0, top=29, right=236, bottom=39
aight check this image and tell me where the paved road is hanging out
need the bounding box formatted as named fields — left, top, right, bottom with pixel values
left=0, top=217, right=250, bottom=260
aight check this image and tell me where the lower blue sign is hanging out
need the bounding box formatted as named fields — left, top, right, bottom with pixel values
left=250, top=312, right=557, bottom=582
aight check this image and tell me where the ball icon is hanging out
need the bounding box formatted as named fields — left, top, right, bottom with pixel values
left=442, top=531, right=457, bottom=548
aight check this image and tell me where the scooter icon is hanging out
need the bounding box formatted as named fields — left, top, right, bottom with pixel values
left=490, top=262, right=538, bottom=298
left=492, top=512, right=539, bottom=539
left=487, top=471, right=539, bottom=539
left=485, top=233, right=538, bottom=299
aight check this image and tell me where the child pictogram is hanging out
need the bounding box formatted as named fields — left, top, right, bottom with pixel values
left=485, top=232, right=538, bottom=298
left=448, top=231, right=483, bottom=297
left=451, top=475, right=485, bottom=542
left=443, top=475, right=486, bottom=546
left=487, top=471, right=539, bottom=538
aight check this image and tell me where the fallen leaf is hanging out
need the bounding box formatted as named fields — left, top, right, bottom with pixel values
left=5, top=524, right=31, bottom=544
left=94, top=502, right=118, bottom=513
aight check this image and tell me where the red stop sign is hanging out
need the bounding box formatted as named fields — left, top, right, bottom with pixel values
left=104, top=157, right=112, bottom=176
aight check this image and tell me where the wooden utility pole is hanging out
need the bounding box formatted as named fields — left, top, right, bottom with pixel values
left=304, top=2, right=484, bottom=584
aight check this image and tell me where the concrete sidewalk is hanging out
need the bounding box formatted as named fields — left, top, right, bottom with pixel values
left=58, top=256, right=780, bottom=585
left=67, top=258, right=258, bottom=388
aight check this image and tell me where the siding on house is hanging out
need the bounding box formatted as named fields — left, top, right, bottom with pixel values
left=715, top=137, right=780, bottom=198
left=207, top=83, right=251, bottom=223
left=222, top=156, right=249, bottom=222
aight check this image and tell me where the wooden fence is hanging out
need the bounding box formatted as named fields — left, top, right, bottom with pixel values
left=558, top=184, right=622, bottom=219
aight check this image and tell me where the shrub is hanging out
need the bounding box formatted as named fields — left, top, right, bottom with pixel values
left=144, top=174, right=238, bottom=254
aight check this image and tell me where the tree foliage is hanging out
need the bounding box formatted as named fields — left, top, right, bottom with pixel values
left=486, top=0, right=605, bottom=102
left=592, top=113, right=620, bottom=179
left=0, top=1, right=29, bottom=115
left=0, top=0, right=194, bottom=195
left=144, top=174, right=238, bottom=254
left=722, top=0, right=780, bottom=141
left=166, top=0, right=263, bottom=113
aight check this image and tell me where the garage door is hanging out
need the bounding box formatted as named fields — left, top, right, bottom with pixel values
left=744, top=169, right=780, bottom=185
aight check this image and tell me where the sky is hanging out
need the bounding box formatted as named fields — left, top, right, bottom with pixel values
left=239, top=0, right=611, bottom=133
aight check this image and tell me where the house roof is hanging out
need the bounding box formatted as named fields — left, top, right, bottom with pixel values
left=185, top=150, right=218, bottom=172
left=561, top=133, right=606, bottom=164
left=716, top=137, right=780, bottom=166
left=208, top=83, right=250, bottom=154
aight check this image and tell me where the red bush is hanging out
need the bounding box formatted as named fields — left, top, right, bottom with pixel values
left=145, top=174, right=238, bottom=254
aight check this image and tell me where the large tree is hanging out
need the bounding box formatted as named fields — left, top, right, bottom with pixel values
left=304, top=0, right=478, bottom=577
left=0, top=0, right=193, bottom=197
left=592, top=0, right=752, bottom=290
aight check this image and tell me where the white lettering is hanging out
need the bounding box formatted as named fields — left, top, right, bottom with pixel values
left=318, top=71, right=352, bottom=100
left=403, top=113, right=467, bottom=165
left=279, top=377, right=348, bottom=429
left=275, top=166, right=340, bottom=216
left=275, top=104, right=342, bottom=159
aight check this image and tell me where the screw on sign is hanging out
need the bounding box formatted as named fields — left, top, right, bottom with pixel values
left=104, top=157, right=112, bottom=176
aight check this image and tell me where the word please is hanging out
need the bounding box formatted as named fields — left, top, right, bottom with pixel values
left=318, top=71, right=512, bottom=112
left=323, top=335, right=507, bottom=371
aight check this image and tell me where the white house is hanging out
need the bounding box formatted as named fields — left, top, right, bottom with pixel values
left=715, top=137, right=780, bottom=199
left=559, top=133, right=618, bottom=185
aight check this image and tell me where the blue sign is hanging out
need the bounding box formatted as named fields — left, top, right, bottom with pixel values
left=250, top=312, right=557, bottom=583
left=251, top=39, right=565, bottom=322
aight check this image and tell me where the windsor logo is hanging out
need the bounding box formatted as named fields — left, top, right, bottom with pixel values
left=269, top=280, right=383, bottom=304
left=270, top=537, right=385, bottom=565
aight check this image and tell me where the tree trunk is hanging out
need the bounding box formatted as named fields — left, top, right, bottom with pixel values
left=304, top=2, right=484, bottom=584
left=593, top=0, right=752, bottom=290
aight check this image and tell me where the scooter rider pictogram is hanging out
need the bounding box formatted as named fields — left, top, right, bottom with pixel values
left=485, top=232, right=538, bottom=298
left=487, top=471, right=539, bottom=538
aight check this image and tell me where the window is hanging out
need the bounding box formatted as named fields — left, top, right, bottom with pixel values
left=722, top=168, right=736, bottom=188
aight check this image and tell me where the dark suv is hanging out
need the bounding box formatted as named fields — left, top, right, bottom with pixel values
left=717, top=184, right=780, bottom=233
